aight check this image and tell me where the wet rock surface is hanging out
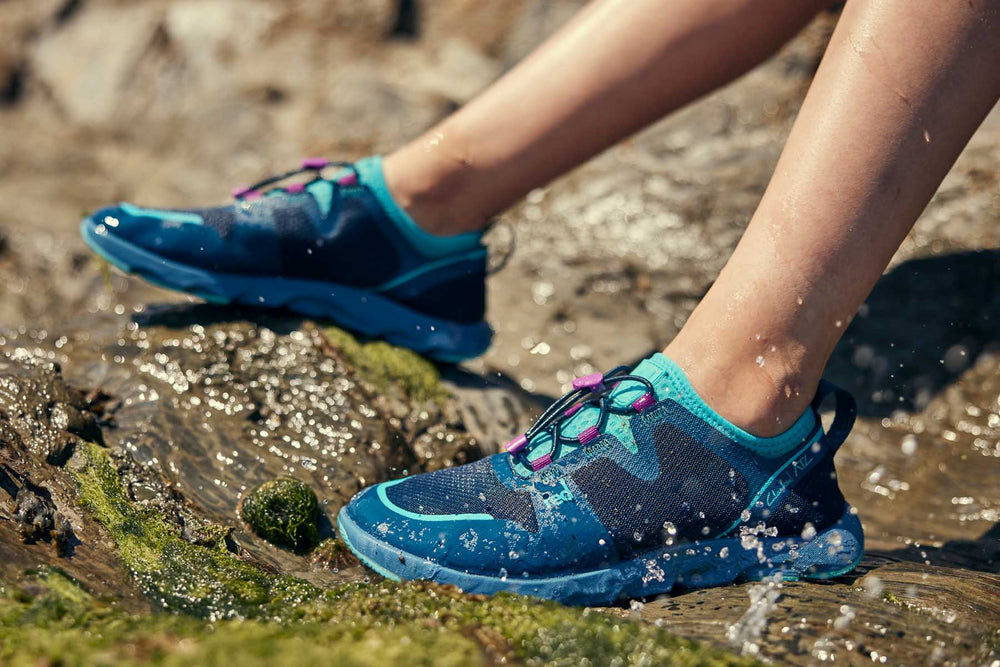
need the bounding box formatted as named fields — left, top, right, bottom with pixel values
left=1, top=2, right=999, bottom=664
left=0, top=308, right=540, bottom=587
left=0, top=357, right=147, bottom=608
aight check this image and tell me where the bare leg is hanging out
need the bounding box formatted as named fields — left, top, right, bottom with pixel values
left=664, top=0, right=1000, bottom=435
left=385, top=0, right=834, bottom=234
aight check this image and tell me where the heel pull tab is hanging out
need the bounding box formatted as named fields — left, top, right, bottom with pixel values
left=811, top=379, right=857, bottom=453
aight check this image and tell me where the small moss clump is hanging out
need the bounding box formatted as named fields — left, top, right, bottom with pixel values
left=321, top=326, right=447, bottom=403
left=240, top=477, right=320, bottom=552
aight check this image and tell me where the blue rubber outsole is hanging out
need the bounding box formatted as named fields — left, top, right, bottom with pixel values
left=80, top=218, right=492, bottom=362
left=338, top=504, right=864, bottom=606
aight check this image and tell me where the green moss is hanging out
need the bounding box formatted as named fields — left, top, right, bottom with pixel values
left=71, top=442, right=321, bottom=619
left=37, top=442, right=754, bottom=666
left=321, top=326, right=447, bottom=403
left=882, top=591, right=902, bottom=605
left=240, top=477, right=320, bottom=552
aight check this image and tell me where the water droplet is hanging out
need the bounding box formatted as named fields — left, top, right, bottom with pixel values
left=755, top=355, right=765, bottom=367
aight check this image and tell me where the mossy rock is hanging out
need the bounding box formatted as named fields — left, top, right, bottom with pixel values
left=239, top=477, right=320, bottom=552
left=321, top=326, right=447, bottom=403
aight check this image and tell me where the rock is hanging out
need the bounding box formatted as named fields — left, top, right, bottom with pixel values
left=240, top=477, right=321, bottom=552
left=0, top=360, right=93, bottom=464
left=14, top=487, right=55, bottom=543
left=0, top=356, right=146, bottom=605
left=402, top=39, right=502, bottom=105
left=501, top=0, right=584, bottom=65
left=31, top=5, right=163, bottom=126
left=164, top=0, right=279, bottom=70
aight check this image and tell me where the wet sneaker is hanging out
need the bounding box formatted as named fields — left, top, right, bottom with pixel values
left=337, top=353, right=864, bottom=605
left=80, top=156, right=492, bottom=362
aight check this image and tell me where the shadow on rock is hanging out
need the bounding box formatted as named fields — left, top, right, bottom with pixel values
left=133, top=301, right=308, bottom=335
left=825, top=249, right=1000, bottom=418
left=869, top=520, right=1000, bottom=575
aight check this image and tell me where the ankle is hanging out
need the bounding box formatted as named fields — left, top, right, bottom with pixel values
left=383, top=135, right=488, bottom=236
left=663, top=337, right=819, bottom=438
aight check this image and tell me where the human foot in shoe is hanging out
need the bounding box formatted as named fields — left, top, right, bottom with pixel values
left=80, top=156, right=492, bottom=362
left=337, top=353, right=863, bottom=605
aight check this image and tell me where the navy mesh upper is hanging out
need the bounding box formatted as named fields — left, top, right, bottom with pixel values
left=385, top=458, right=539, bottom=532
left=573, top=421, right=750, bottom=558
left=166, top=190, right=407, bottom=286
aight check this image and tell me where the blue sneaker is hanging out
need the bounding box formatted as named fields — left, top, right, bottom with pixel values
left=337, top=353, right=864, bottom=605
left=80, top=156, right=492, bottom=362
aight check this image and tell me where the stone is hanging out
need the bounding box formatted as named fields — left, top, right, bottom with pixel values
left=31, top=5, right=162, bottom=126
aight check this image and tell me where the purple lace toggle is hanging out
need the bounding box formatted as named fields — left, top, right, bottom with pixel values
left=631, top=393, right=655, bottom=413
left=577, top=425, right=600, bottom=445
left=338, top=173, right=358, bottom=186
left=564, top=404, right=582, bottom=418
left=301, top=157, right=328, bottom=170
left=232, top=185, right=255, bottom=198
left=285, top=182, right=306, bottom=194
left=505, top=434, right=528, bottom=454
left=530, top=453, right=553, bottom=471
left=572, top=372, right=605, bottom=393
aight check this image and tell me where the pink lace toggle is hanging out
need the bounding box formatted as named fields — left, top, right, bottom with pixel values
left=564, top=404, right=582, bottom=418
left=530, top=453, right=553, bottom=471
left=631, top=393, right=655, bottom=413
left=505, top=434, right=528, bottom=455
left=301, top=157, right=329, bottom=170
left=577, top=425, right=600, bottom=445
left=285, top=182, right=306, bottom=194
left=337, top=173, right=359, bottom=186
left=572, top=373, right=605, bottom=393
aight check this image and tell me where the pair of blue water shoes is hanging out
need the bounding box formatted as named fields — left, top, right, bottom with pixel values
left=82, top=159, right=863, bottom=605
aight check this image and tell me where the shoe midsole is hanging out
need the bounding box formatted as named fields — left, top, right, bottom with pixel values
left=337, top=505, right=864, bottom=605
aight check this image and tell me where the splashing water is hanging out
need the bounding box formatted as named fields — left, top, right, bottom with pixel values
left=726, top=574, right=784, bottom=656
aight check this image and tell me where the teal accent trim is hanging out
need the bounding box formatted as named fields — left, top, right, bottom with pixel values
left=605, top=413, right=637, bottom=454
left=377, top=479, right=493, bottom=522
left=305, top=179, right=334, bottom=218
left=119, top=202, right=204, bottom=226
left=717, top=430, right=823, bottom=537
left=647, top=354, right=816, bottom=457
left=355, top=156, right=483, bottom=260
left=374, top=248, right=486, bottom=293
